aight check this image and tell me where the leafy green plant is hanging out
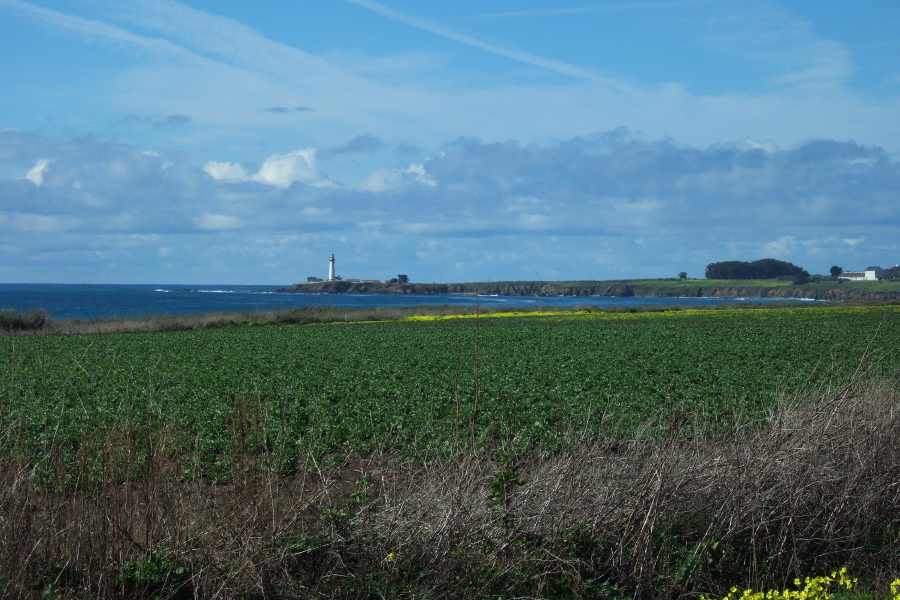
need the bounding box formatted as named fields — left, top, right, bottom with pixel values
left=320, top=475, right=373, bottom=537
left=2, top=305, right=898, bottom=485
left=118, top=549, right=193, bottom=600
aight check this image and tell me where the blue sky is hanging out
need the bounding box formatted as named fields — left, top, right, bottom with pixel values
left=1, top=0, right=898, bottom=284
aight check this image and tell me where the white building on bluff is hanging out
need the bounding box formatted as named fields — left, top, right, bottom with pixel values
left=839, top=266, right=884, bottom=281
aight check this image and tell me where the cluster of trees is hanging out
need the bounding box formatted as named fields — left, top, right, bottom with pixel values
left=885, top=266, right=900, bottom=281
left=705, top=259, right=808, bottom=281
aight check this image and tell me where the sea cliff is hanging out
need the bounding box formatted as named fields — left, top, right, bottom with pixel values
left=277, top=280, right=900, bottom=302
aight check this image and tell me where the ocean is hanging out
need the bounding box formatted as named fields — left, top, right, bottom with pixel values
left=0, top=283, right=816, bottom=321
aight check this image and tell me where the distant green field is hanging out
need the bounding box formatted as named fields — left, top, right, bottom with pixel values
left=2, top=305, right=898, bottom=481
left=607, top=277, right=900, bottom=292
left=661, top=277, right=900, bottom=290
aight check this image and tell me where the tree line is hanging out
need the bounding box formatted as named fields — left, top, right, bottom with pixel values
left=705, top=259, right=808, bottom=280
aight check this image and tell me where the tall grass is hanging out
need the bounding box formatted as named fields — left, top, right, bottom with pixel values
left=1, top=304, right=530, bottom=336
left=0, top=360, right=897, bottom=598
left=0, top=308, right=48, bottom=332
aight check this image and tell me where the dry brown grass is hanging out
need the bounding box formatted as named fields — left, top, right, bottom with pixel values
left=362, top=371, right=900, bottom=598
left=1, top=370, right=898, bottom=598
left=1, top=304, right=518, bottom=336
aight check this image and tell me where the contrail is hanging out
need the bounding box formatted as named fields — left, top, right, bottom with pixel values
left=340, top=0, right=631, bottom=90
left=0, top=0, right=195, bottom=60
left=459, top=2, right=697, bottom=21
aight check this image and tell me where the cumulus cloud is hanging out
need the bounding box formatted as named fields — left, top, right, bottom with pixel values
left=405, top=163, right=436, bottom=186
left=254, top=149, right=321, bottom=187
left=204, top=161, right=248, bottom=180
left=25, top=158, right=52, bottom=186
left=2, top=129, right=898, bottom=282
left=205, top=149, right=327, bottom=188
left=356, top=162, right=436, bottom=192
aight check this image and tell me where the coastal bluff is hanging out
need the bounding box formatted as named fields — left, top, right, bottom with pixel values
left=277, top=279, right=900, bottom=301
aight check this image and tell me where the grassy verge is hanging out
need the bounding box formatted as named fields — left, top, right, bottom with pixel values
left=2, top=303, right=555, bottom=336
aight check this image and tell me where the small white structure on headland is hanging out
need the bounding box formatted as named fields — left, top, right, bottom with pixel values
left=328, top=254, right=336, bottom=281
left=839, top=266, right=884, bottom=281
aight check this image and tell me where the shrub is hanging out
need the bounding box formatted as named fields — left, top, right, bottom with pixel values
left=0, top=308, right=48, bottom=331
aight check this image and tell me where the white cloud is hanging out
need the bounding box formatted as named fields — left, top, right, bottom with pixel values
left=300, top=206, right=332, bottom=218
left=204, top=160, right=248, bottom=180
left=253, top=149, right=320, bottom=188
left=205, top=149, right=327, bottom=188
left=406, top=163, right=436, bottom=186
left=25, top=158, right=52, bottom=186
left=2, top=212, right=81, bottom=232
left=515, top=213, right=548, bottom=229
left=356, top=162, right=435, bottom=192
left=2, top=129, right=898, bottom=282
left=4, top=0, right=900, bottom=162
left=762, top=236, right=798, bottom=257
left=705, top=5, right=853, bottom=88
left=506, top=196, right=541, bottom=211
left=0, top=0, right=209, bottom=64
left=734, top=138, right=778, bottom=153
left=356, top=168, right=400, bottom=192
left=193, top=212, right=243, bottom=230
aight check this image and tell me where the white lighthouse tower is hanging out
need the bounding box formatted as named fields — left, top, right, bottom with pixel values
left=328, top=254, right=335, bottom=281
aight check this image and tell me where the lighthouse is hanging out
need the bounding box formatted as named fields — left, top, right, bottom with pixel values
left=328, top=254, right=335, bottom=281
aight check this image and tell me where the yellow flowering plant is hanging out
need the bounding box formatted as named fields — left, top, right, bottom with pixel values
left=705, top=572, right=900, bottom=600
left=702, top=568, right=858, bottom=600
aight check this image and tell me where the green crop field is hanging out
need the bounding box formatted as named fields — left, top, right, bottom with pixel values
left=2, top=305, right=898, bottom=482
left=2, top=304, right=900, bottom=599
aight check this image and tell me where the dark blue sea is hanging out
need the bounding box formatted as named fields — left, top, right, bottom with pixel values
left=0, top=283, right=819, bottom=321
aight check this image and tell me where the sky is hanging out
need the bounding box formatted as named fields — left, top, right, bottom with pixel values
left=1, top=0, right=899, bottom=284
